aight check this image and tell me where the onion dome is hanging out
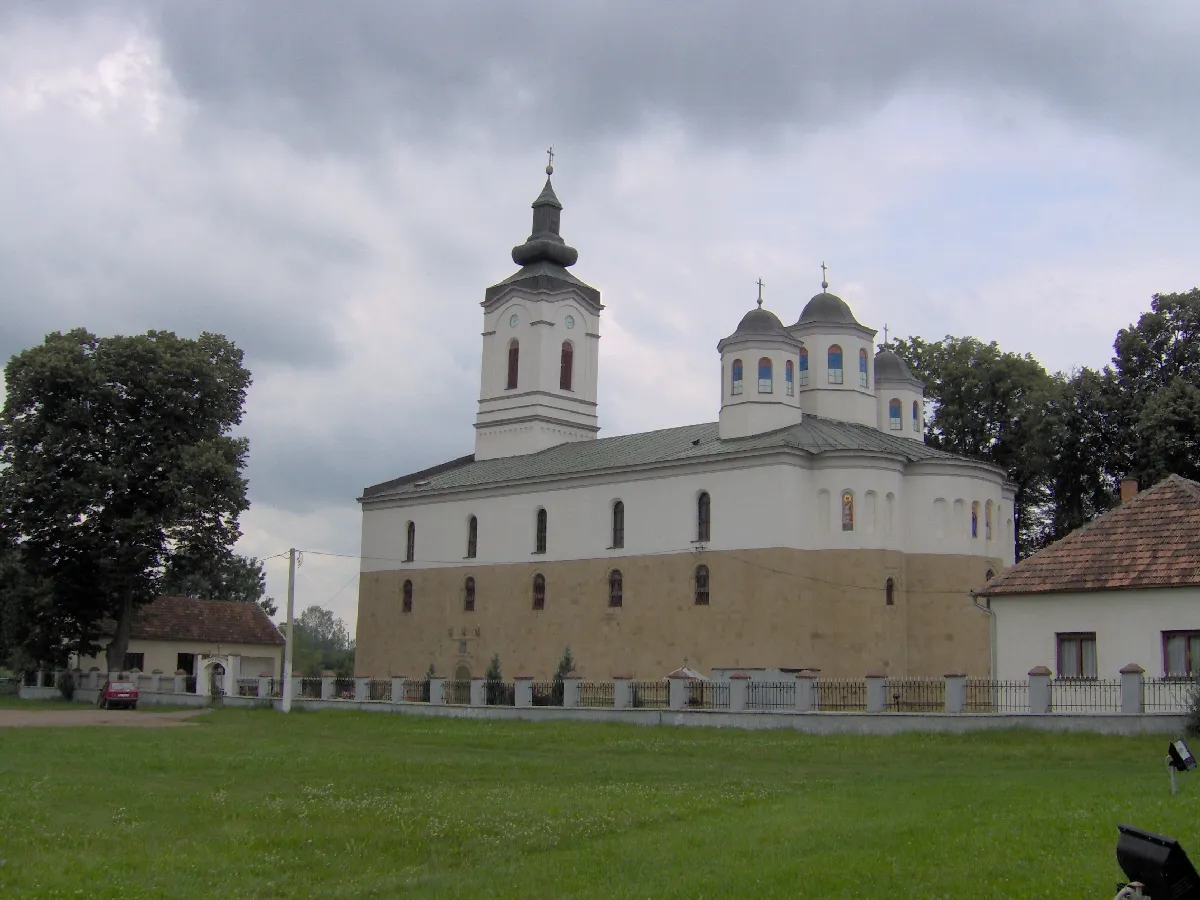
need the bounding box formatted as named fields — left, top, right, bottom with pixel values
left=511, top=160, right=579, bottom=268
left=874, top=349, right=917, bottom=381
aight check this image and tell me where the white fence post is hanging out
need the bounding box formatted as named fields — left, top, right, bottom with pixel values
left=866, top=671, right=888, bottom=713
left=667, top=671, right=691, bottom=711
left=391, top=676, right=406, bottom=703
left=728, top=672, right=750, bottom=712
left=796, top=672, right=818, bottom=712
left=320, top=675, right=334, bottom=701
left=613, top=676, right=632, bottom=710
left=429, top=677, right=446, bottom=706
left=562, top=677, right=582, bottom=709
left=944, top=671, right=967, bottom=714
left=470, top=677, right=486, bottom=707
left=1120, top=664, right=1145, bottom=714
left=514, top=676, right=534, bottom=708
left=355, top=677, right=369, bottom=702
left=1028, top=666, right=1052, bottom=714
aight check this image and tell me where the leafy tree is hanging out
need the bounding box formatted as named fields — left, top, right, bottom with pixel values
left=291, top=604, right=354, bottom=676
left=551, top=647, right=577, bottom=705
left=485, top=652, right=504, bottom=705
left=161, top=551, right=277, bottom=616
left=1136, top=378, right=1200, bottom=484
left=0, top=329, right=251, bottom=671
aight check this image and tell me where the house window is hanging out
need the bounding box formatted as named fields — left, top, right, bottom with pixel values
left=405, top=521, right=415, bottom=562
left=611, top=500, right=625, bottom=549
left=758, top=357, right=773, bottom=394
left=608, top=570, right=623, bottom=608
left=122, top=652, right=145, bottom=672
left=697, top=491, right=711, bottom=542
left=463, top=576, right=475, bottom=613
left=506, top=340, right=519, bottom=390
left=694, top=565, right=710, bottom=606
left=1056, top=632, right=1097, bottom=679
left=1164, top=632, right=1200, bottom=678
left=731, top=359, right=743, bottom=396
left=176, top=653, right=196, bottom=675
left=828, top=345, right=843, bottom=384
left=559, top=341, right=573, bottom=391
left=785, top=360, right=794, bottom=396
left=888, top=398, right=902, bottom=430
left=534, top=508, right=547, bottom=554
left=841, top=490, right=854, bottom=532
left=859, top=348, right=868, bottom=388
left=402, top=580, right=413, bottom=613
left=912, top=400, right=920, bottom=432
left=533, top=573, right=546, bottom=611
left=798, top=348, right=809, bottom=386
left=466, top=515, right=478, bottom=559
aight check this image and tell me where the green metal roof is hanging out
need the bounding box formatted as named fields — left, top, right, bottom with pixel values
left=360, top=416, right=968, bottom=502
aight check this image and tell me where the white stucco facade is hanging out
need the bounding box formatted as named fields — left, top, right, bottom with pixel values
left=991, top=587, right=1200, bottom=681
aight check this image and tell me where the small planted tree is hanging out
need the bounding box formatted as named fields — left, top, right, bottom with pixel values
left=1186, top=675, right=1200, bottom=738
left=551, top=647, right=577, bottom=705
left=485, top=653, right=504, bottom=705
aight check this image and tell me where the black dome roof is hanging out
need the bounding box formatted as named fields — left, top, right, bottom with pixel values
left=874, top=349, right=916, bottom=381
left=797, top=291, right=859, bottom=325
left=733, top=307, right=788, bottom=337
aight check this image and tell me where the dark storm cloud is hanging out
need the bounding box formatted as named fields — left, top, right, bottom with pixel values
left=147, top=1, right=1200, bottom=154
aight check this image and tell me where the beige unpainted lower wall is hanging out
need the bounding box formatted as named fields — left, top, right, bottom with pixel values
left=355, top=548, right=999, bottom=680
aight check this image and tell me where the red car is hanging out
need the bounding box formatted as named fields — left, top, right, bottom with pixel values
left=98, top=680, right=139, bottom=710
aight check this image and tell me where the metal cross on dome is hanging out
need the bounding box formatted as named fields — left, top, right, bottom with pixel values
left=756, top=278, right=764, bottom=307
left=821, top=261, right=829, bottom=291
left=546, top=145, right=554, bottom=174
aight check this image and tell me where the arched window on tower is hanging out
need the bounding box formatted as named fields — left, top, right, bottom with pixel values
left=559, top=341, right=573, bottom=391
left=697, top=492, right=711, bottom=542
left=466, top=515, right=478, bottom=559
left=985, top=500, right=993, bottom=540
left=608, top=570, right=623, bottom=608
left=694, top=565, right=710, bottom=606
left=798, top=348, right=809, bottom=386
left=859, top=348, right=869, bottom=387
left=888, top=398, right=902, bottom=430
left=532, top=573, right=546, bottom=610
left=506, top=340, right=519, bottom=390
left=463, top=576, right=475, bottom=612
left=535, top=508, right=547, bottom=554
left=611, top=500, right=625, bottom=549
left=758, top=357, right=773, bottom=394
left=971, top=502, right=980, bottom=539
left=731, top=359, right=743, bottom=396
left=885, top=577, right=895, bottom=606
left=785, top=360, right=795, bottom=396
left=912, top=400, right=921, bottom=432
left=828, top=345, right=844, bottom=384
left=402, top=580, right=413, bottom=613
left=405, top=521, right=416, bottom=562
left=841, top=490, right=855, bottom=531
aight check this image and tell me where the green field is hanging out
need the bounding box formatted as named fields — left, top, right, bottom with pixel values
left=0, top=707, right=1195, bottom=898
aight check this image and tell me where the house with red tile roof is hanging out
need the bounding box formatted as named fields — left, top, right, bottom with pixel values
left=70, top=595, right=285, bottom=680
left=979, top=475, right=1200, bottom=681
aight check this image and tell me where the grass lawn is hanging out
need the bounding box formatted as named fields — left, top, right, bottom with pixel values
left=0, top=708, right=1195, bottom=898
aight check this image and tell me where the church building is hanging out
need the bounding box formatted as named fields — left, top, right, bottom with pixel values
left=354, top=163, right=1013, bottom=682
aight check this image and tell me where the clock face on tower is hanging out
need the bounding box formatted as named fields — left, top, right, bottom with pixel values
left=509, top=314, right=519, bottom=328
left=564, top=315, right=575, bottom=330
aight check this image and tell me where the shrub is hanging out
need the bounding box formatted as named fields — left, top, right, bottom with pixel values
left=56, top=670, right=75, bottom=701
left=1187, top=676, right=1200, bottom=738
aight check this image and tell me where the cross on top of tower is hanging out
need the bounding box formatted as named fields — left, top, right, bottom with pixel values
left=756, top=278, right=764, bottom=307
left=546, top=145, right=554, bottom=175
left=884, top=323, right=890, bottom=344
left=820, top=261, right=829, bottom=291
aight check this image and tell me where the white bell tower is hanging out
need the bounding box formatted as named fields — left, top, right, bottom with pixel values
left=474, top=157, right=603, bottom=461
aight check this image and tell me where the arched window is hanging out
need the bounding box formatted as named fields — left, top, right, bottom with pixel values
left=506, top=340, right=519, bottom=390
left=535, top=508, right=547, bottom=554
left=697, top=491, right=711, bottom=542
left=985, top=500, right=993, bottom=540
left=731, top=359, right=743, bottom=396
left=757, top=357, right=773, bottom=394
left=608, top=569, right=623, bottom=607
left=466, top=515, right=478, bottom=559
left=464, top=576, right=476, bottom=612
left=859, top=348, right=869, bottom=387
left=841, top=490, right=854, bottom=532
left=694, top=565, right=710, bottom=606
left=985, top=569, right=995, bottom=582
left=912, top=400, right=920, bottom=432
left=611, top=500, right=625, bottom=549
left=532, top=573, right=546, bottom=610
left=402, top=580, right=413, bottom=613
left=971, top=502, right=980, bottom=539
left=785, top=360, right=795, bottom=396
left=559, top=341, right=573, bottom=391
left=798, top=348, right=809, bottom=386
left=885, top=577, right=895, bottom=606
left=828, top=345, right=843, bottom=384
left=405, top=521, right=415, bottom=562
left=888, top=398, right=902, bottom=430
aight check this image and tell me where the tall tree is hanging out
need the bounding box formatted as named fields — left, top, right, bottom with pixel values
left=291, top=604, right=354, bottom=676
left=0, top=329, right=251, bottom=671
left=161, top=551, right=277, bottom=616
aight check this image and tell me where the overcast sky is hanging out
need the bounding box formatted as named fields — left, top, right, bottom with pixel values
left=2, top=1, right=1198, bottom=633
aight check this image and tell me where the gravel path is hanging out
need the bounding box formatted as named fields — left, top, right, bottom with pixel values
left=0, top=708, right=211, bottom=728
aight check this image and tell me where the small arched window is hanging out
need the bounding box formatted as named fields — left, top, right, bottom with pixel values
left=985, top=500, right=993, bottom=540
left=464, top=576, right=475, bottom=612
left=841, top=490, right=854, bottom=532
left=971, top=502, right=980, bottom=539
left=697, top=491, right=711, bottom=542
left=731, top=359, right=743, bottom=396
left=535, top=508, right=547, bottom=554
left=466, top=515, right=478, bottom=559
left=828, top=345, right=844, bottom=384
left=785, top=360, right=795, bottom=396
left=859, top=348, right=869, bottom=388
left=694, top=565, right=710, bottom=606
left=532, top=573, right=546, bottom=611
left=798, top=348, right=809, bottom=386
left=559, top=341, right=573, bottom=391
left=402, top=580, right=413, bottom=613
left=405, top=521, right=416, bottom=562
left=985, top=569, right=996, bottom=582
left=912, top=400, right=921, bottom=432
left=888, top=398, right=902, bottom=430
left=611, top=500, right=625, bottom=549
left=758, top=357, right=773, bottom=394
left=885, top=577, right=895, bottom=606
left=506, top=340, right=519, bottom=390
left=608, top=569, right=623, bottom=608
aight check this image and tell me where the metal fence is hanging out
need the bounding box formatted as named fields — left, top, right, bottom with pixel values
left=630, top=680, right=670, bottom=709
left=685, top=680, right=729, bottom=709
left=299, top=678, right=322, bottom=699
left=185, top=676, right=197, bottom=693
left=486, top=681, right=515, bottom=706
left=1051, top=679, right=1122, bottom=712
left=265, top=678, right=282, bottom=699
left=815, top=679, right=867, bottom=711
left=531, top=682, right=564, bottom=707
left=747, top=681, right=796, bottom=710
left=445, top=680, right=470, bottom=705
left=964, top=679, right=1028, bottom=713
left=368, top=679, right=392, bottom=702
left=403, top=679, right=431, bottom=703
left=1144, top=679, right=1195, bottom=713
left=578, top=682, right=614, bottom=708
left=885, top=678, right=945, bottom=712
left=236, top=678, right=260, bottom=697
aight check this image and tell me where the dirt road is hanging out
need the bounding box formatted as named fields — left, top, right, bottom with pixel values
left=0, top=708, right=211, bottom=728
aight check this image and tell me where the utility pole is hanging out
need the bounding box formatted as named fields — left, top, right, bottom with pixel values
left=281, top=547, right=296, bottom=713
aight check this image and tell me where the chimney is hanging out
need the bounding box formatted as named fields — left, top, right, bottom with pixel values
left=1120, top=478, right=1139, bottom=504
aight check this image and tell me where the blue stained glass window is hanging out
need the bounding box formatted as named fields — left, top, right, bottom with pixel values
left=799, top=350, right=808, bottom=371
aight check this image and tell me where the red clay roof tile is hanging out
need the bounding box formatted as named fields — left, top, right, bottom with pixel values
left=112, top=596, right=286, bottom=646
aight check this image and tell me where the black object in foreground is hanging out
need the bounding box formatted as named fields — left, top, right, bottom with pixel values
left=1116, top=824, right=1200, bottom=900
